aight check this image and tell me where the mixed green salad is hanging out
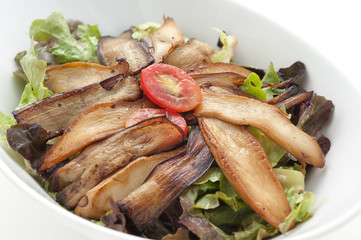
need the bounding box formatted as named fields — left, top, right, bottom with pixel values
left=0, top=12, right=334, bottom=240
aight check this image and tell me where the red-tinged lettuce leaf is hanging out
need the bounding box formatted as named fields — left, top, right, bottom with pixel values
left=6, top=123, right=49, bottom=169
left=243, top=61, right=306, bottom=84
left=94, top=200, right=127, bottom=233
left=161, top=227, right=191, bottom=240
left=297, top=94, right=334, bottom=136
left=277, top=61, right=306, bottom=83
left=297, top=94, right=334, bottom=155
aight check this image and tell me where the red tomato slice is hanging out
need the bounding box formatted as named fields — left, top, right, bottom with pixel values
left=125, top=108, right=188, bottom=134
left=140, top=63, right=202, bottom=112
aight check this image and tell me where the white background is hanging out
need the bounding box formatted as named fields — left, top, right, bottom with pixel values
left=1, top=0, right=360, bottom=239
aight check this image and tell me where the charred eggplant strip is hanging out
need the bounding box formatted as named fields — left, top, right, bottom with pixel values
left=194, top=89, right=325, bottom=168
left=163, top=39, right=215, bottom=72
left=54, top=117, right=185, bottom=209
left=149, top=17, right=184, bottom=63
left=74, top=146, right=186, bottom=219
left=39, top=98, right=156, bottom=171
left=45, top=60, right=129, bottom=93
left=13, top=75, right=141, bottom=135
left=97, top=30, right=154, bottom=73
left=188, top=62, right=252, bottom=77
left=118, top=126, right=213, bottom=232
left=198, top=117, right=291, bottom=228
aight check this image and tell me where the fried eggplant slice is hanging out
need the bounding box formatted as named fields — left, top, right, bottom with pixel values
left=163, top=39, right=214, bottom=72
left=198, top=117, right=291, bottom=229
left=74, top=146, right=186, bottom=219
left=118, top=126, right=214, bottom=232
left=188, top=62, right=252, bottom=78
left=39, top=97, right=156, bottom=171
left=13, top=75, right=141, bottom=135
left=97, top=30, right=154, bottom=73
left=194, top=89, right=325, bottom=168
left=54, top=117, right=185, bottom=209
left=149, top=17, right=184, bottom=63
left=45, top=60, right=129, bottom=93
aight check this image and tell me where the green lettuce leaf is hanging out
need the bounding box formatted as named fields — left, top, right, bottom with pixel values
left=240, top=62, right=284, bottom=101
left=240, top=73, right=267, bottom=100
left=262, top=62, right=280, bottom=84
left=234, top=213, right=278, bottom=240
left=0, top=111, right=16, bottom=143
left=211, top=28, right=237, bottom=63
left=274, top=167, right=314, bottom=234
left=279, top=188, right=315, bottom=233
left=17, top=42, right=52, bottom=109
left=180, top=168, right=279, bottom=240
left=274, top=168, right=305, bottom=191
left=247, top=126, right=287, bottom=167
left=30, top=12, right=101, bottom=63
left=131, top=22, right=160, bottom=40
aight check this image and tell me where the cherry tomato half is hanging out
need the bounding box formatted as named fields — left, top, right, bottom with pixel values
left=140, top=63, right=202, bottom=112
left=125, top=108, right=188, bottom=134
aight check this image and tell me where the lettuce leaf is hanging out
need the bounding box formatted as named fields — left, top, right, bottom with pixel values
left=179, top=168, right=279, bottom=240
left=274, top=168, right=305, bottom=191
left=273, top=167, right=314, bottom=234
left=0, top=111, right=16, bottom=143
left=17, top=42, right=52, bottom=109
left=30, top=12, right=101, bottom=63
left=240, top=62, right=284, bottom=101
left=240, top=73, right=267, bottom=101
left=131, top=22, right=160, bottom=40
left=262, top=62, right=281, bottom=84
left=247, top=127, right=287, bottom=167
left=211, top=28, right=237, bottom=63
left=180, top=165, right=315, bottom=239
left=279, top=188, right=315, bottom=234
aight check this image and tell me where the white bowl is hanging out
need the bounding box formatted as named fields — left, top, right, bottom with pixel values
left=1, top=0, right=360, bottom=239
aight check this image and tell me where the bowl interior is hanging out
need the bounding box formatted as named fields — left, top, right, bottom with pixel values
left=1, top=0, right=360, bottom=239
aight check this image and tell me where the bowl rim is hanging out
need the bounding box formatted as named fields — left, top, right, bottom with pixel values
left=1, top=0, right=360, bottom=239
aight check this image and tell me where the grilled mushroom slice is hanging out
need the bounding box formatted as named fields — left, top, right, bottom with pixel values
left=39, top=97, right=156, bottom=171
left=194, top=89, right=325, bottom=168
left=274, top=91, right=313, bottom=110
left=118, top=126, right=213, bottom=232
left=163, top=39, right=215, bottom=72
left=74, top=145, right=186, bottom=219
left=188, top=62, right=252, bottom=77
left=97, top=30, right=154, bottom=74
left=266, top=85, right=303, bottom=105
left=191, top=72, right=246, bottom=86
left=54, top=117, right=185, bottom=209
left=198, top=117, right=291, bottom=228
left=45, top=60, right=129, bottom=93
left=13, top=75, right=141, bottom=135
left=149, top=17, right=184, bottom=63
